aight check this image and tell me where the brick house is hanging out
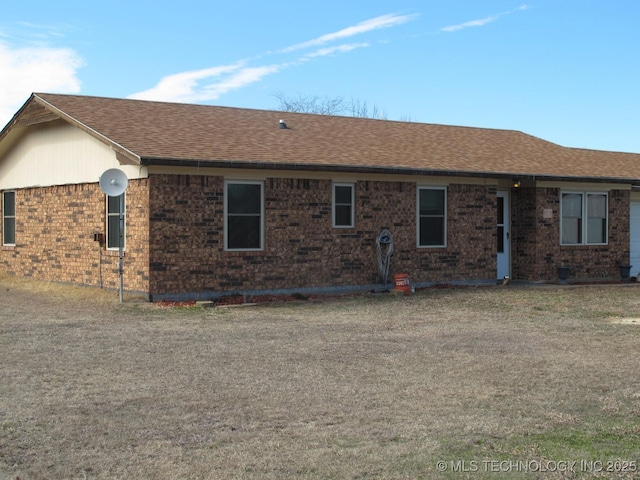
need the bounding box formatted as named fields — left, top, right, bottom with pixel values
left=2, top=93, right=640, bottom=301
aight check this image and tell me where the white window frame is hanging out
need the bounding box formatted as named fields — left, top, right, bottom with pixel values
left=332, top=182, right=355, bottom=228
left=2, top=191, right=16, bottom=246
left=106, top=193, right=126, bottom=251
left=417, top=186, right=447, bottom=248
left=224, top=180, right=264, bottom=251
left=560, top=191, right=608, bottom=246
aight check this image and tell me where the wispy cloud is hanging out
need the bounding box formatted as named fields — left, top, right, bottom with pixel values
left=0, top=12, right=416, bottom=121
left=198, top=65, right=282, bottom=101
left=441, top=4, right=529, bottom=32
left=129, top=62, right=285, bottom=103
left=300, top=43, right=371, bottom=61
left=128, top=13, right=417, bottom=104
left=277, top=13, right=416, bottom=53
left=0, top=40, right=83, bottom=126
left=129, top=62, right=245, bottom=102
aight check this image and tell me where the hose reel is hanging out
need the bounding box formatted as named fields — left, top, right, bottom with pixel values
left=376, top=229, right=394, bottom=284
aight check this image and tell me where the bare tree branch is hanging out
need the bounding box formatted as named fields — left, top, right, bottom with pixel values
left=273, top=92, right=345, bottom=115
left=272, top=93, right=415, bottom=121
left=273, top=92, right=389, bottom=119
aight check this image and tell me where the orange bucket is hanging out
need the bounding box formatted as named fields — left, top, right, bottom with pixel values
left=393, top=273, right=411, bottom=296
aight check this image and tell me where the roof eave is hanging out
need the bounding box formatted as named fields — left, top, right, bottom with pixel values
left=140, top=157, right=638, bottom=184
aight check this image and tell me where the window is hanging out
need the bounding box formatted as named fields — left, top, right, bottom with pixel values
left=106, top=194, right=125, bottom=250
left=417, top=187, right=446, bottom=247
left=587, top=193, right=607, bottom=244
left=333, top=183, right=354, bottom=228
left=225, top=181, right=263, bottom=250
left=561, top=192, right=607, bottom=245
left=2, top=191, right=15, bottom=246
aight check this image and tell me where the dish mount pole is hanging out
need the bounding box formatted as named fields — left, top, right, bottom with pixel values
left=118, top=194, right=124, bottom=303
left=99, top=168, right=129, bottom=303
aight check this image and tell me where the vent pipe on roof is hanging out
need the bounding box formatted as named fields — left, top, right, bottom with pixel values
left=279, top=119, right=288, bottom=129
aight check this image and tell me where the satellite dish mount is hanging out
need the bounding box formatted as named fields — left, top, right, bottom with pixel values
left=99, top=169, right=129, bottom=302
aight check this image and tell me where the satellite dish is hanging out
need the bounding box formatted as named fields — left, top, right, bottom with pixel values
left=99, top=168, right=129, bottom=196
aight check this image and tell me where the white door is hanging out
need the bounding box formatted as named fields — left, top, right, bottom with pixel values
left=497, top=190, right=510, bottom=279
left=630, top=201, right=640, bottom=277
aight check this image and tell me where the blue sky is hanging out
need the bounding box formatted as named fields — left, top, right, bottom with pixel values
left=1, top=1, right=638, bottom=153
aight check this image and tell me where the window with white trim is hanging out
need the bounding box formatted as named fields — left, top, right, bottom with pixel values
left=106, top=193, right=125, bottom=250
left=2, top=191, right=15, bottom=246
left=560, top=192, right=608, bottom=245
left=333, top=183, right=354, bottom=228
left=225, top=181, right=264, bottom=250
left=417, top=187, right=446, bottom=247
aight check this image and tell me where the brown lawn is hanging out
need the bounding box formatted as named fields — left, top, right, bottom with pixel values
left=1, top=276, right=639, bottom=479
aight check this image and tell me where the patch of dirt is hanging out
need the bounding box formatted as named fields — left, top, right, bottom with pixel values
left=610, top=317, right=640, bottom=325
left=155, top=294, right=305, bottom=308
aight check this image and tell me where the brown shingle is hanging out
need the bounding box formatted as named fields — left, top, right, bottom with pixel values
left=23, top=93, right=640, bottom=181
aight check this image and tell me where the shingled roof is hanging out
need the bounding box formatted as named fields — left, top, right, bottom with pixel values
left=2, top=92, right=639, bottom=182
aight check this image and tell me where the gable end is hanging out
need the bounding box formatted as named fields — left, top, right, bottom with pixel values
left=12, top=101, right=61, bottom=128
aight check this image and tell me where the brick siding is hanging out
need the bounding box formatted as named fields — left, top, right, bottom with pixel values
left=0, top=180, right=150, bottom=294
left=2, top=174, right=630, bottom=299
left=148, top=175, right=496, bottom=297
left=511, top=186, right=629, bottom=281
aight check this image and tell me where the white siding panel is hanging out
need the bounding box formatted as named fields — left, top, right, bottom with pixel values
left=0, top=120, right=147, bottom=189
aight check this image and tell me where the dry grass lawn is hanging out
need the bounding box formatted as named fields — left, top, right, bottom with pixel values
left=1, top=276, right=640, bottom=479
